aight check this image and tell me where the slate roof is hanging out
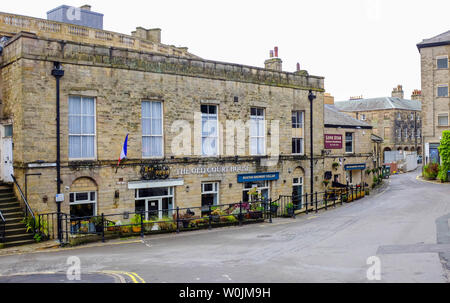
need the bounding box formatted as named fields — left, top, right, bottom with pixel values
left=417, top=30, right=450, bottom=49
left=324, top=105, right=372, bottom=129
left=334, top=97, right=422, bottom=112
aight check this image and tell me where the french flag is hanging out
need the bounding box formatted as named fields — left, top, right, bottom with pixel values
left=117, top=134, right=129, bottom=166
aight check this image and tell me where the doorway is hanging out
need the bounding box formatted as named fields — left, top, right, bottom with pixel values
left=1, top=124, right=13, bottom=183
left=135, top=187, right=174, bottom=220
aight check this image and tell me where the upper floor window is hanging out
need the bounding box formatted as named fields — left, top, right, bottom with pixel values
left=438, top=113, right=449, bottom=126
left=438, top=85, right=449, bottom=97
left=404, top=128, right=408, bottom=140
left=417, top=129, right=421, bottom=139
left=437, top=56, right=448, bottom=69
left=201, top=105, right=218, bottom=157
left=292, top=111, right=304, bottom=129
left=142, top=101, right=163, bottom=158
left=397, top=113, right=402, bottom=120
left=250, top=108, right=265, bottom=156
left=345, top=132, right=354, bottom=153
left=292, top=111, right=304, bottom=155
left=360, top=114, right=366, bottom=121
left=69, top=96, right=96, bottom=160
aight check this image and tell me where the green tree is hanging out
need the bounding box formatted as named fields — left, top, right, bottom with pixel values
left=438, top=130, right=450, bottom=182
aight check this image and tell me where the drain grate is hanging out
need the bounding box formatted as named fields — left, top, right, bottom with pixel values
left=257, top=235, right=272, bottom=239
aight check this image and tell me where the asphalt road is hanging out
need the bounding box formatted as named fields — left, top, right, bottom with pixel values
left=0, top=170, right=449, bottom=283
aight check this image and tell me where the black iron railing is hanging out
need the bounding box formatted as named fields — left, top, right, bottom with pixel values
left=0, top=211, right=5, bottom=244
left=37, top=183, right=370, bottom=246
left=11, top=174, right=37, bottom=237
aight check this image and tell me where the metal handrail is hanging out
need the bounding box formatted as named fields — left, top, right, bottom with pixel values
left=0, top=210, right=5, bottom=243
left=0, top=211, right=5, bottom=223
left=11, top=175, right=35, bottom=220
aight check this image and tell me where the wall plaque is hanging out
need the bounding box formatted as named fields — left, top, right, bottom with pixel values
left=140, top=165, right=170, bottom=180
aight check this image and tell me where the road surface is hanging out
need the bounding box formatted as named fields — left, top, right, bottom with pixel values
left=0, top=170, right=449, bottom=283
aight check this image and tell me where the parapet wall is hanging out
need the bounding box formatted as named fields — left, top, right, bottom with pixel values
left=0, top=11, right=198, bottom=59
left=2, top=33, right=325, bottom=91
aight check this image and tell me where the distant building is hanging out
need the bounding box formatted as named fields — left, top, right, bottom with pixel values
left=324, top=105, right=381, bottom=186
left=417, top=31, right=450, bottom=164
left=334, top=85, right=422, bottom=162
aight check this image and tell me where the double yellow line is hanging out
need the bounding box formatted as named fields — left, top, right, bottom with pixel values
left=102, top=271, right=146, bottom=283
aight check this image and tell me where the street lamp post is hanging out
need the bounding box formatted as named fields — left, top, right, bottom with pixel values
left=308, top=90, right=317, bottom=196
left=51, top=62, right=64, bottom=244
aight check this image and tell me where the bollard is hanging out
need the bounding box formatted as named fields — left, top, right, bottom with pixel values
left=101, top=213, right=105, bottom=243
left=269, top=199, right=273, bottom=224
left=208, top=205, right=212, bottom=230
left=140, top=212, right=144, bottom=239
left=315, top=192, right=318, bottom=214
left=176, top=207, right=180, bottom=234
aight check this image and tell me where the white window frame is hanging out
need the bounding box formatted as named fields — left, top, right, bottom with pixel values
left=250, top=108, right=266, bottom=156
left=201, top=105, right=219, bottom=157
left=69, top=191, right=98, bottom=216
left=243, top=180, right=270, bottom=202
left=345, top=132, right=354, bottom=154
left=68, top=96, right=97, bottom=160
left=360, top=114, right=366, bottom=121
left=142, top=101, right=164, bottom=159
left=417, top=129, right=421, bottom=139
left=292, top=111, right=305, bottom=156
left=135, top=187, right=175, bottom=220
left=405, top=128, right=408, bottom=140
left=201, top=182, right=220, bottom=209
left=437, top=56, right=449, bottom=69
left=438, top=113, right=449, bottom=126
left=292, top=111, right=304, bottom=129
left=437, top=85, right=449, bottom=97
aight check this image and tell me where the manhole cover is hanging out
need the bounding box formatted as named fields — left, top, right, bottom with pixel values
left=257, top=235, right=272, bottom=239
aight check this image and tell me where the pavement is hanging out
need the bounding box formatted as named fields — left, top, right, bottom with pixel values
left=0, top=170, right=449, bottom=283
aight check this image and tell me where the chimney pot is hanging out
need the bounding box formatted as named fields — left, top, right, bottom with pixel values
left=80, top=4, right=92, bottom=11
left=274, top=46, right=279, bottom=58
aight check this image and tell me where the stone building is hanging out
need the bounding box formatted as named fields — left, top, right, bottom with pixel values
left=417, top=31, right=450, bottom=164
left=334, top=86, right=422, bottom=162
left=0, top=7, right=326, bottom=219
left=324, top=105, right=381, bottom=187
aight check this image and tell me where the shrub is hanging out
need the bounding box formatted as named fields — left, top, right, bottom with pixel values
left=438, top=130, right=450, bottom=182
left=423, top=163, right=440, bottom=180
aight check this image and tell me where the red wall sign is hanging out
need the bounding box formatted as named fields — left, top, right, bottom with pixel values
left=325, top=134, right=343, bottom=149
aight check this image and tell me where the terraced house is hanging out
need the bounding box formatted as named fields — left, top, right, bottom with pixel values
left=417, top=30, right=450, bottom=164
left=334, top=86, right=422, bottom=162
left=0, top=5, right=326, bottom=236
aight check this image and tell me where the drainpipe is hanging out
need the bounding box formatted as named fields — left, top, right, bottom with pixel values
left=308, top=90, right=317, bottom=195
left=51, top=62, right=64, bottom=244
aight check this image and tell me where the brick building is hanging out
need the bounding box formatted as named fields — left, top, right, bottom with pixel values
left=0, top=7, right=329, bottom=219
left=334, top=86, right=422, bottom=162
left=417, top=31, right=450, bottom=164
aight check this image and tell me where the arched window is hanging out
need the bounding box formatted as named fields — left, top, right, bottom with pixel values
left=69, top=177, right=98, bottom=219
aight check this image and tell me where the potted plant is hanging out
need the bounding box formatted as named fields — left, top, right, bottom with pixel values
left=131, top=214, right=143, bottom=233
left=323, top=180, right=330, bottom=187
left=250, top=206, right=264, bottom=219
left=91, top=216, right=103, bottom=233
left=107, top=222, right=116, bottom=232
left=332, top=162, right=339, bottom=170
left=285, top=203, right=295, bottom=216
left=270, top=202, right=279, bottom=214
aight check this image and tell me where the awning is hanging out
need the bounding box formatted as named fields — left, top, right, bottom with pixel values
left=128, top=179, right=184, bottom=190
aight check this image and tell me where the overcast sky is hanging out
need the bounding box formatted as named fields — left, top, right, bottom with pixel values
left=2, top=0, right=449, bottom=100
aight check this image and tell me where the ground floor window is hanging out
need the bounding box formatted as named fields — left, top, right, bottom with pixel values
left=70, top=191, right=97, bottom=218
left=202, top=182, right=219, bottom=216
left=293, top=177, right=303, bottom=209
left=135, top=187, right=174, bottom=220
left=243, top=181, right=270, bottom=202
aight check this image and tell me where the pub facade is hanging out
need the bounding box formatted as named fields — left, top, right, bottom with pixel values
left=0, top=9, right=326, bottom=219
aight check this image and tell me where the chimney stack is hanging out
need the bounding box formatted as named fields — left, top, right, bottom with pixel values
left=411, top=89, right=422, bottom=101
left=264, top=47, right=282, bottom=71
left=350, top=96, right=363, bottom=100
left=392, top=85, right=404, bottom=99
left=80, top=5, right=92, bottom=11
left=132, top=27, right=162, bottom=43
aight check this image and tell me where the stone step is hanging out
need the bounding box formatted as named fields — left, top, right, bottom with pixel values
left=6, top=228, right=29, bottom=236
left=3, top=239, right=36, bottom=248
left=5, top=222, right=27, bottom=231
left=3, top=217, right=24, bottom=225
left=0, top=207, right=23, bottom=215
left=0, top=188, right=13, bottom=195
left=5, top=233, right=35, bottom=243
left=2, top=212, right=24, bottom=220
left=0, top=202, right=21, bottom=210
left=0, top=192, right=15, bottom=199
left=0, top=197, right=16, bottom=204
